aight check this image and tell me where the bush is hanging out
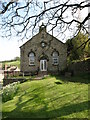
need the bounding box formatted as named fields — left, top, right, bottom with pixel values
left=2, top=82, right=20, bottom=102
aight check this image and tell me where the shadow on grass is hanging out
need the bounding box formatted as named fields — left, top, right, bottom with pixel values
left=54, top=73, right=90, bottom=84
left=2, top=92, right=89, bottom=119
left=2, top=74, right=89, bottom=119
left=55, top=81, right=63, bottom=85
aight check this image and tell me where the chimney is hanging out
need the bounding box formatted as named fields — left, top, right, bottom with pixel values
left=39, top=23, right=46, bottom=33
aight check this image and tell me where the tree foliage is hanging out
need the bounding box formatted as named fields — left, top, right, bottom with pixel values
left=14, top=57, right=20, bottom=61
left=66, top=32, right=90, bottom=61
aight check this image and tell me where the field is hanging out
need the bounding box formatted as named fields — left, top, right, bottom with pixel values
left=2, top=75, right=89, bottom=119
left=1, top=60, right=20, bottom=69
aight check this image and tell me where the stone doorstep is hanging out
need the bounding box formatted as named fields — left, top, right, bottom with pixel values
left=30, top=77, right=43, bottom=80
left=30, top=74, right=49, bottom=80
left=34, top=77, right=44, bottom=80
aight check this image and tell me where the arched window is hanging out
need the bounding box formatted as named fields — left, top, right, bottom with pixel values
left=52, top=51, right=59, bottom=65
left=29, top=52, right=35, bottom=65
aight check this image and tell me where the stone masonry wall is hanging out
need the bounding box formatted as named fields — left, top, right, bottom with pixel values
left=20, top=27, right=67, bottom=74
left=68, top=59, right=90, bottom=75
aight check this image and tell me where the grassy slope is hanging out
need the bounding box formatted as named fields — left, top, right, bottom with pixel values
left=2, top=60, right=20, bottom=69
left=2, top=76, right=89, bottom=119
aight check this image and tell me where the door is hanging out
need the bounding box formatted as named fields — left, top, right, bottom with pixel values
left=40, top=60, right=47, bottom=71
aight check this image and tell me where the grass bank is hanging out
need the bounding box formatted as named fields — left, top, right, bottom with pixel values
left=1, top=60, right=20, bottom=69
left=2, top=75, right=89, bottom=119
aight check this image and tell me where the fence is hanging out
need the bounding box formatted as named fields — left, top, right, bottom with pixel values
left=3, top=78, right=26, bottom=86
left=68, top=59, right=90, bottom=75
left=4, top=71, right=20, bottom=78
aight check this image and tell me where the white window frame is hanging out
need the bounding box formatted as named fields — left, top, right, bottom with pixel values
left=52, top=52, right=59, bottom=65
left=53, top=58, right=58, bottom=65
left=29, top=52, right=35, bottom=65
left=41, top=42, right=45, bottom=47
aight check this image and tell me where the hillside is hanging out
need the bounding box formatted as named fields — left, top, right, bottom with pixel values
left=2, top=75, right=89, bottom=119
left=1, top=59, right=20, bottom=69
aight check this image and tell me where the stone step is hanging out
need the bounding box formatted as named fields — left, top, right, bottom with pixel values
left=38, top=71, right=47, bottom=77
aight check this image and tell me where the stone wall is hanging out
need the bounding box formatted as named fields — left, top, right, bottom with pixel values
left=4, top=71, right=20, bottom=78
left=68, top=59, right=90, bottom=75
left=20, top=26, right=67, bottom=74
left=3, top=78, right=26, bottom=86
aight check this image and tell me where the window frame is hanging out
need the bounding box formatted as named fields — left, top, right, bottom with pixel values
left=52, top=51, right=59, bottom=65
left=29, top=52, right=35, bottom=66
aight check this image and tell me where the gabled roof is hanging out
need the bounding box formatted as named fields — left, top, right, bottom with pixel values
left=20, top=25, right=65, bottom=48
left=20, top=32, right=39, bottom=48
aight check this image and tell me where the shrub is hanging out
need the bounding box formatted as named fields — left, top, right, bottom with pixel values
left=2, top=82, right=20, bottom=102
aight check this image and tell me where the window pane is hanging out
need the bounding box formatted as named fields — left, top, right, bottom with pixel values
left=29, top=52, right=35, bottom=65
left=44, top=61, right=47, bottom=70
left=29, top=53, right=34, bottom=57
left=53, top=58, right=58, bottom=64
left=52, top=51, right=59, bottom=65
left=41, top=61, right=43, bottom=70
left=53, top=52, right=58, bottom=57
left=30, top=57, right=34, bottom=61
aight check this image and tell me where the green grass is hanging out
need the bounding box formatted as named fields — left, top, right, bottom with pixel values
left=2, top=75, right=89, bottom=119
left=2, top=60, right=20, bottom=69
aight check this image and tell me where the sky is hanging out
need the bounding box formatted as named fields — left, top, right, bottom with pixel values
left=0, top=37, right=23, bottom=61
left=0, top=0, right=88, bottom=61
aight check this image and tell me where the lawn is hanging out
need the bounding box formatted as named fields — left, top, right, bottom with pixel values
left=2, top=75, right=89, bottom=119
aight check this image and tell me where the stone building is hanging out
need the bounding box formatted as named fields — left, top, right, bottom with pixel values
left=20, top=24, right=67, bottom=75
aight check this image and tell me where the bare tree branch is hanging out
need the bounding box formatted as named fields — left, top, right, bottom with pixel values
left=0, top=0, right=90, bottom=41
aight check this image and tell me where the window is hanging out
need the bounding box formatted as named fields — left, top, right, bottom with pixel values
left=29, top=52, right=35, bottom=65
left=52, top=51, right=59, bottom=65
left=41, top=42, right=45, bottom=47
